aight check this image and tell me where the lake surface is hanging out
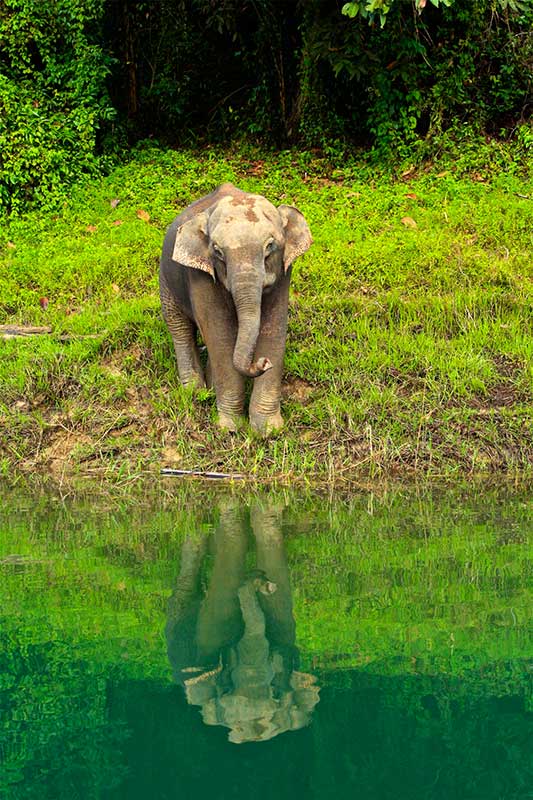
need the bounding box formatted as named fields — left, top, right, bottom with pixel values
left=0, top=484, right=531, bottom=800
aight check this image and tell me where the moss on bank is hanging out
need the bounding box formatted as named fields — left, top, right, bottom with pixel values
left=1, top=142, right=532, bottom=482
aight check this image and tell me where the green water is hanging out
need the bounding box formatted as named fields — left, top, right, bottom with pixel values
left=0, top=485, right=531, bottom=800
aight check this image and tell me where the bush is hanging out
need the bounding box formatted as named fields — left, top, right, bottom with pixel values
left=299, top=0, right=533, bottom=154
left=0, top=0, right=115, bottom=211
left=1, top=0, right=531, bottom=212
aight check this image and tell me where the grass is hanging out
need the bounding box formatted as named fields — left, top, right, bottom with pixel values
left=1, top=139, right=532, bottom=482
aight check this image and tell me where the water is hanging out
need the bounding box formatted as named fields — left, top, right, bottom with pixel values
left=0, top=485, right=531, bottom=800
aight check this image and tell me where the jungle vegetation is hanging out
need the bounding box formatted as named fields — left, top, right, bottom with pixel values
left=0, top=0, right=532, bottom=211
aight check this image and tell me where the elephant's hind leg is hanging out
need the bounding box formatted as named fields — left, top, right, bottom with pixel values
left=160, top=280, right=205, bottom=388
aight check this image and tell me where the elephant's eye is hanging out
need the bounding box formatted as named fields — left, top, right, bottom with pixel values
left=265, top=239, right=276, bottom=255
left=212, top=244, right=225, bottom=261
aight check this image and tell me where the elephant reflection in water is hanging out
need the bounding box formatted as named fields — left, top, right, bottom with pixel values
left=165, top=501, right=319, bottom=744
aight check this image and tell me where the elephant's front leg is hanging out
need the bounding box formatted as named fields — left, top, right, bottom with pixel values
left=202, top=325, right=246, bottom=431
left=192, top=277, right=246, bottom=431
left=249, top=273, right=290, bottom=434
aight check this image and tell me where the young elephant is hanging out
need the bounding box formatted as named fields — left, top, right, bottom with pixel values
left=159, top=183, right=312, bottom=433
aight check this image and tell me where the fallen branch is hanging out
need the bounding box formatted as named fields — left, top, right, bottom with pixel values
left=0, top=325, right=52, bottom=338
left=161, top=467, right=245, bottom=480
left=0, top=324, right=104, bottom=340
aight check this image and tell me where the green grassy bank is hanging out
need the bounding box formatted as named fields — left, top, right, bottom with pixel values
left=1, top=141, right=532, bottom=482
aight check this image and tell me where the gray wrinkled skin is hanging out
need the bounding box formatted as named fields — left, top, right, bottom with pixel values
left=159, top=183, right=312, bottom=433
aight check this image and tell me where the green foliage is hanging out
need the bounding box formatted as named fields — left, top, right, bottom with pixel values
left=302, top=0, right=533, bottom=155
left=341, top=0, right=528, bottom=27
left=0, top=0, right=115, bottom=211
left=1, top=0, right=532, bottom=211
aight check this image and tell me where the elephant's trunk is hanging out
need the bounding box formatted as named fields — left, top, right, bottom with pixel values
left=231, top=271, right=272, bottom=379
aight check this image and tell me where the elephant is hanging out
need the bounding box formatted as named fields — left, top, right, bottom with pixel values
left=159, top=183, right=312, bottom=433
left=165, top=500, right=320, bottom=744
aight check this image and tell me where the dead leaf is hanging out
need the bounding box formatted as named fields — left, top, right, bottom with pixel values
left=6, top=241, right=16, bottom=249
left=111, top=220, right=123, bottom=226
left=436, top=171, right=448, bottom=178
left=116, top=581, right=126, bottom=591
left=401, top=166, right=415, bottom=179
left=405, top=193, right=418, bottom=200
left=111, top=283, right=120, bottom=293
left=110, top=198, right=120, bottom=209
left=162, top=446, right=182, bottom=465
left=401, top=216, right=418, bottom=229
left=136, top=208, right=150, bottom=222
left=39, top=297, right=49, bottom=309
left=247, top=161, right=265, bottom=176
left=85, top=224, right=97, bottom=233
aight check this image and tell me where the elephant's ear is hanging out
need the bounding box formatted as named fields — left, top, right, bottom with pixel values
left=278, top=205, right=313, bottom=271
left=172, top=212, right=214, bottom=279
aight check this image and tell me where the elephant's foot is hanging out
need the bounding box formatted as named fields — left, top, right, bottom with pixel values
left=217, top=410, right=243, bottom=432
left=249, top=408, right=284, bottom=435
left=180, top=370, right=206, bottom=390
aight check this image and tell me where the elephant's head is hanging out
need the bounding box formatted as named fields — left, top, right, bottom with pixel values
left=172, top=186, right=312, bottom=378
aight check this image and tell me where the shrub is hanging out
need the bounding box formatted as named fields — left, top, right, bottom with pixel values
left=0, top=0, right=115, bottom=211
